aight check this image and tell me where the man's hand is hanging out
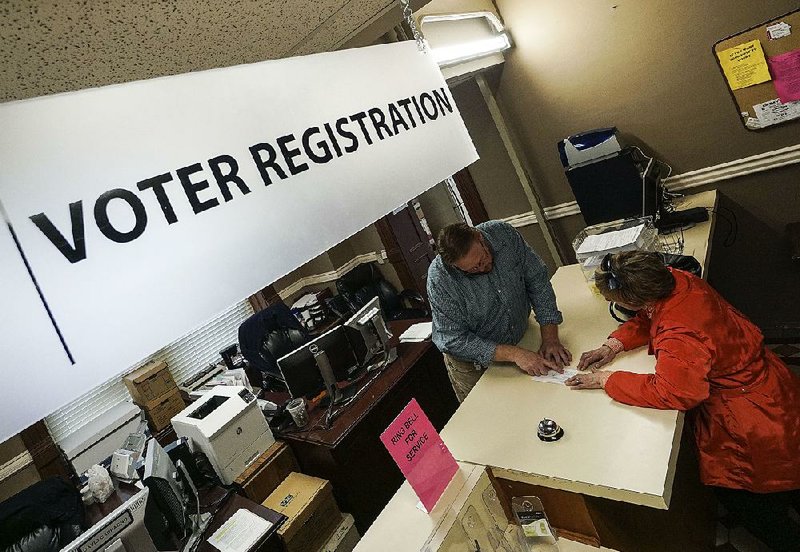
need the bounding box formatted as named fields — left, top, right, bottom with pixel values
left=539, top=339, right=572, bottom=368
left=577, top=345, right=617, bottom=372
left=494, top=344, right=560, bottom=376
left=538, top=324, right=571, bottom=368
left=513, top=348, right=560, bottom=376
left=565, top=371, right=612, bottom=390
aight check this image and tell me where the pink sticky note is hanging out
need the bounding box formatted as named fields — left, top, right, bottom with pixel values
left=380, top=398, right=458, bottom=512
left=769, top=49, right=800, bottom=103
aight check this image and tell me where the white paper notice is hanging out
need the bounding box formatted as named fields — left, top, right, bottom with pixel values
left=207, top=509, right=272, bottom=552
left=752, top=98, right=800, bottom=126
left=531, top=368, right=580, bottom=385
left=766, top=22, right=791, bottom=40
left=399, top=322, right=433, bottom=342
left=575, top=225, right=644, bottom=255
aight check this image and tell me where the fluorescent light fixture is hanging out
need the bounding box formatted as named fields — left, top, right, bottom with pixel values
left=420, top=12, right=512, bottom=68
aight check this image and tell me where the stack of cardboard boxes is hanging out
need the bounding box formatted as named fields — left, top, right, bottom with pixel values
left=233, top=434, right=361, bottom=551
left=263, top=472, right=360, bottom=552
left=123, top=360, right=185, bottom=432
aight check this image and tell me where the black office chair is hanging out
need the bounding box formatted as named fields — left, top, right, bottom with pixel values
left=335, top=262, right=428, bottom=321
left=238, top=303, right=309, bottom=390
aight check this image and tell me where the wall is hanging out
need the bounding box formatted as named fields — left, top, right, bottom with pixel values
left=491, top=0, right=800, bottom=241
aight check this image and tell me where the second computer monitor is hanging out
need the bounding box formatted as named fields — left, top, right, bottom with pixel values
left=344, top=296, right=390, bottom=366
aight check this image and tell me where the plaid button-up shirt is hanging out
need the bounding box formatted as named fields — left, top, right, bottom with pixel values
left=427, top=220, right=563, bottom=366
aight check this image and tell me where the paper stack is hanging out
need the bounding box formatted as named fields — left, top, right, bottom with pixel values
left=575, top=223, right=647, bottom=256
left=399, top=322, right=433, bottom=343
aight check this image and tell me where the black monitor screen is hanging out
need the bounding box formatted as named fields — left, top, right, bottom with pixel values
left=566, top=147, right=645, bottom=226
left=277, top=325, right=359, bottom=399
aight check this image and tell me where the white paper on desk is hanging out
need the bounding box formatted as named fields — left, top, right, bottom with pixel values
left=531, top=368, right=580, bottom=385
left=207, top=509, right=273, bottom=552
left=399, top=322, right=433, bottom=342
left=576, top=225, right=644, bottom=255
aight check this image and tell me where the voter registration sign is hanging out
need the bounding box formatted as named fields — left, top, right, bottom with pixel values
left=380, top=398, right=458, bottom=512
left=0, top=40, right=478, bottom=441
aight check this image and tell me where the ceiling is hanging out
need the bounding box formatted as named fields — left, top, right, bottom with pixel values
left=0, top=0, right=430, bottom=103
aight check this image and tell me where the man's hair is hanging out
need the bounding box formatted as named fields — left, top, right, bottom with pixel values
left=436, top=223, right=479, bottom=265
left=595, top=251, right=675, bottom=306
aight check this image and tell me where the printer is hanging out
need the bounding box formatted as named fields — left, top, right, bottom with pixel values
left=171, top=386, right=275, bottom=485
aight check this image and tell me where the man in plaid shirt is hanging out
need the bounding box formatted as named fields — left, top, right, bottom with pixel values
left=427, top=221, right=571, bottom=402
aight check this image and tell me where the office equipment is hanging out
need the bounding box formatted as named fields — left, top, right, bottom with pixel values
left=110, top=421, right=148, bottom=482
left=343, top=296, right=395, bottom=365
left=219, top=343, right=246, bottom=371
left=713, top=8, right=800, bottom=130
left=142, top=438, right=212, bottom=551
left=179, top=364, right=225, bottom=394
left=277, top=325, right=360, bottom=400
left=564, top=147, right=649, bottom=226
left=172, top=386, right=275, bottom=485
left=558, top=127, right=622, bottom=168
left=61, top=488, right=157, bottom=552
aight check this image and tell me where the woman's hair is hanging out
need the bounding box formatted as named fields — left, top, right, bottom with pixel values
left=436, top=223, right=479, bottom=265
left=594, top=251, right=675, bottom=306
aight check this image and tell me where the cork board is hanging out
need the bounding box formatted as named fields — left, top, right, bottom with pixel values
left=713, top=8, right=800, bottom=130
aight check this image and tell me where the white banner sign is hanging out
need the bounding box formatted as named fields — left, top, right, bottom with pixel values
left=0, top=41, right=478, bottom=441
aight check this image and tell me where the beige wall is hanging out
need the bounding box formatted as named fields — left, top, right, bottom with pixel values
left=426, top=1, right=800, bottom=264
left=494, top=0, right=800, bottom=205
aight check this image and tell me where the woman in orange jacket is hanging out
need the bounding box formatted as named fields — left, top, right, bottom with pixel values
left=566, top=251, right=800, bottom=551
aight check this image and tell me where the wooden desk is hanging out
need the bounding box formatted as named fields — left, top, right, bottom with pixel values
left=86, top=483, right=284, bottom=552
left=277, top=319, right=459, bottom=534
left=197, top=492, right=285, bottom=552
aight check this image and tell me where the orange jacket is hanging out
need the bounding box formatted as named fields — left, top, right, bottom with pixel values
left=605, top=269, right=800, bottom=492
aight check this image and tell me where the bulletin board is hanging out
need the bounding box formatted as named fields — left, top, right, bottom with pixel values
left=713, top=8, right=800, bottom=130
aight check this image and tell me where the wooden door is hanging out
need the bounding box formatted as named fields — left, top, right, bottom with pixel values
left=376, top=202, right=436, bottom=296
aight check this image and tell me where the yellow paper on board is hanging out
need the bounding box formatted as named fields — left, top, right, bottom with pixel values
left=717, top=39, right=772, bottom=90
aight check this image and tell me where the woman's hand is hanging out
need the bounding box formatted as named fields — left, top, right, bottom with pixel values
left=565, top=371, right=612, bottom=390
left=577, top=345, right=617, bottom=372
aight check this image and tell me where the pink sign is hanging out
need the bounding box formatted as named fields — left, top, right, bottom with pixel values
left=380, top=398, right=458, bottom=512
left=769, top=49, right=800, bottom=103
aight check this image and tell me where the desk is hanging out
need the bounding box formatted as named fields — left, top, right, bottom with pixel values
left=86, top=483, right=284, bottom=552
left=277, top=319, right=459, bottom=534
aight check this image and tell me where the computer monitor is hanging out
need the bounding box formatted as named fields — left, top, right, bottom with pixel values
left=277, top=325, right=360, bottom=400
left=642, top=157, right=661, bottom=220
left=142, top=439, right=211, bottom=551
left=565, top=147, right=647, bottom=226
left=62, top=488, right=157, bottom=552
left=343, top=296, right=394, bottom=366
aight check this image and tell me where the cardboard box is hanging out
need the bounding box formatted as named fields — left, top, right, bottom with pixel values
left=143, top=387, right=185, bottom=432
left=319, top=513, right=359, bottom=552
left=235, top=440, right=299, bottom=503
left=263, top=472, right=341, bottom=552
left=124, top=361, right=177, bottom=406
